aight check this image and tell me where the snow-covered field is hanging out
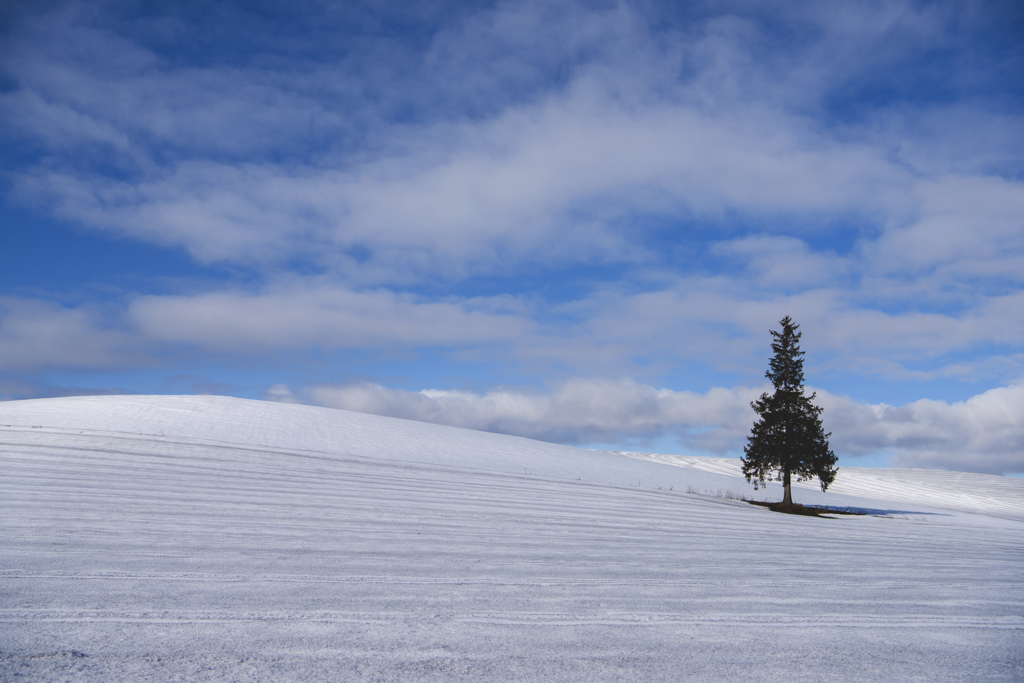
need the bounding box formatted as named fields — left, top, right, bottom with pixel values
left=1, top=395, right=1022, bottom=681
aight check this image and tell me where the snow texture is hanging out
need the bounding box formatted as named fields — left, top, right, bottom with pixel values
left=1, top=395, right=1022, bottom=681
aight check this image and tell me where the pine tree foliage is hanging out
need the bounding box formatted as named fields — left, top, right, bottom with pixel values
left=742, top=316, right=838, bottom=506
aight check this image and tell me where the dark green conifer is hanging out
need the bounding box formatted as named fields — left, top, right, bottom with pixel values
left=742, top=316, right=838, bottom=507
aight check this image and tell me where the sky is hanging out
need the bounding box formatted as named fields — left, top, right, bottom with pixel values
left=1, top=0, right=1023, bottom=475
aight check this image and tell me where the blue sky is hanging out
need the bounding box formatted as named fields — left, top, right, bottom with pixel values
left=2, top=0, right=1023, bottom=474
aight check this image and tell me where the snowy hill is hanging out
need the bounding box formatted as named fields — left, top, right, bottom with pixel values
left=1, top=395, right=1022, bottom=681
left=3, top=394, right=1021, bottom=520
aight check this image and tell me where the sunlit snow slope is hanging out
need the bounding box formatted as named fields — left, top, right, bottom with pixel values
left=618, top=452, right=1024, bottom=522
left=1, top=395, right=1022, bottom=682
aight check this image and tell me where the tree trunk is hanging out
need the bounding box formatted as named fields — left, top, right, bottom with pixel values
left=782, top=469, right=793, bottom=506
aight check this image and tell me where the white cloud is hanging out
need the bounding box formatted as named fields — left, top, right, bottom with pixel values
left=2, top=275, right=1020, bottom=388
left=301, top=378, right=1024, bottom=475
left=818, top=384, right=1024, bottom=475
left=0, top=297, right=137, bottom=371
left=304, top=378, right=764, bottom=453
left=868, top=175, right=1024, bottom=279
left=555, top=283, right=1024, bottom=382
left=711, top=235, right=853, bottom=290
left=129, top=284, right=532, bottom=351
left=10, top=86, right=900, bottom=279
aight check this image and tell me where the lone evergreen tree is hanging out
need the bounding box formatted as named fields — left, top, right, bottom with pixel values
left=742, top=316, right=837, bottom=507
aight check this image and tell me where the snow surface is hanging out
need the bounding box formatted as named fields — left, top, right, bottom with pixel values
left=1, top=395, right=1022, bottom=681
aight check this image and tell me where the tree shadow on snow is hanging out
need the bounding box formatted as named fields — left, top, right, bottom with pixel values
left=748, top=500, right=950, bottom=519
